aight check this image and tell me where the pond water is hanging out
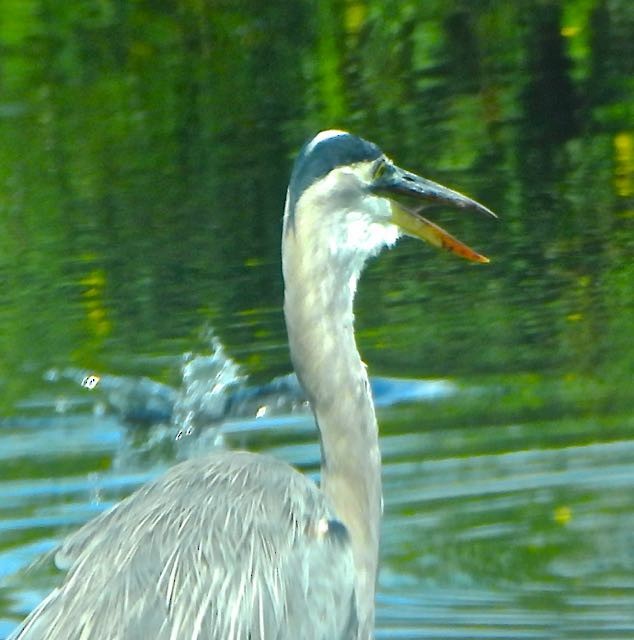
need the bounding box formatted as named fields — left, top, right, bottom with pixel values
left=1, top=2, right=633, bottom=639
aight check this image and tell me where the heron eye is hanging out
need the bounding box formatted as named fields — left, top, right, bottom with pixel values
left=372, top=159, right=387, bottom=179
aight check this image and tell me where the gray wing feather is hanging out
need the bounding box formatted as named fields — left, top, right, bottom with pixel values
left=11, top=451, right=357, bottom=640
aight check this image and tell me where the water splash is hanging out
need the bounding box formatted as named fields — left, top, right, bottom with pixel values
left=43, top=334, right=458, bottom=441
left=172, top=336, right=246, bottom=439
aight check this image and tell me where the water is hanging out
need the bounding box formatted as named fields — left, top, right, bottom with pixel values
left=1, top=1, right=633, bottom=638
left=2, top=363, right=633, bottom=638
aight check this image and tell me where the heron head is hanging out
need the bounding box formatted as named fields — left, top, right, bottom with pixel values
left=285, top=130, right=496, bottom=264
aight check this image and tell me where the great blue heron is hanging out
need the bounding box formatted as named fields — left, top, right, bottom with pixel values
left=11, top=130, right=494, bottom=640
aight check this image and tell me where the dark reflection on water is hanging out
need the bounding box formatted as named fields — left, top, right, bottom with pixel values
left=1, top=1, right=633, bottom=638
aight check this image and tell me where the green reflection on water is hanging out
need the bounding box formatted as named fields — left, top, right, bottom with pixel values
left=1, top=1, right=631, bottom=404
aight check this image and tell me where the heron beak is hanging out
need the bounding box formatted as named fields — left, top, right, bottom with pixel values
left=371, top=164, right=496, bottom=263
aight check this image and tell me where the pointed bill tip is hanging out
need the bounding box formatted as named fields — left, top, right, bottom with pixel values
left=477, top=203, right=498, bottom=220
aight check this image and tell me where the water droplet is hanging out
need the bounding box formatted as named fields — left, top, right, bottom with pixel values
left=81, top=375, right=100, bottom=390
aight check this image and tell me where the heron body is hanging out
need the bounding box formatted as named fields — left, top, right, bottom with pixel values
left=11, top=130, right=494, bottom=640
left=18, top=453, right=357, bottom=639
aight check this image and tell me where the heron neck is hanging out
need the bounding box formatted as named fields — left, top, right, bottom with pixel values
left=282, top=222, right=381, bottom=638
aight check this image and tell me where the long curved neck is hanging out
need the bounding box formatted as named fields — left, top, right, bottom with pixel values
left=282, top=213, right=381, bottom=639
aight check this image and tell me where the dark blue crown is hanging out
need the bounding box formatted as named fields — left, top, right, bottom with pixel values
left=286, top=131, right=382, bottom=220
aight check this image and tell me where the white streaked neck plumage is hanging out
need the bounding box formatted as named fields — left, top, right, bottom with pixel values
left=282, top=164, right=399, bottom=638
